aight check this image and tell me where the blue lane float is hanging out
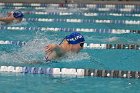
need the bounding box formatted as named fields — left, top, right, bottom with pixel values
left=0, top=66, right=140, bottom=79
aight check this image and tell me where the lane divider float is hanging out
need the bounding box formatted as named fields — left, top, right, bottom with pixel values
left=0, top=40, right=140, bottom=50
left=0, top=26, right=140, bottom=34
left=0, top=3, right=139, bottom=9
left=0, top=66, right=140, bottom=79
left=23, top=18, right=140, bottom=25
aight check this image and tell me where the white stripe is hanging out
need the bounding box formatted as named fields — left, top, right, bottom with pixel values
left=25, top=18, right=140, bottom=25
left=0, top=3, right=5, bottom=5
left=13, top=3, right=23, bottom=6
left=31, top=3, right=41, bottom=6
left=0, top=26, right=132, bottom=34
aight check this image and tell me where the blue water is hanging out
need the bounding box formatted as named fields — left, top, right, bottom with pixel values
left=0, top=5, right=140, bottom=93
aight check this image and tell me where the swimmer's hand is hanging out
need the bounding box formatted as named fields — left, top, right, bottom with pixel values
left=44, top=44, right=58, bottom=53
left=44, top=44, right=63, bottom=60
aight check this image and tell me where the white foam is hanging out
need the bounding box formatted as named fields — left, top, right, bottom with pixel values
left=58, top=52, right=90, bottom=62
left=11, top=21, right=28, bottom=26
left=107, top=37, right=119, bottom=42
left=0, top=36, right=53, bottom=64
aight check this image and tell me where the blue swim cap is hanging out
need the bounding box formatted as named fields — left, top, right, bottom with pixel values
left=65, top=32, right=85, bottom=44
left=13, top=11, right=24, bottom=18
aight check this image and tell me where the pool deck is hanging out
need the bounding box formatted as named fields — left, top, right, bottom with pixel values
left=0, top=0, right=140, bottom=5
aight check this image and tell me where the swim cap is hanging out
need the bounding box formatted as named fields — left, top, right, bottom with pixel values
left=65, top=32, right=85, bottom=44
left=13, top=11, right=24, bottom=18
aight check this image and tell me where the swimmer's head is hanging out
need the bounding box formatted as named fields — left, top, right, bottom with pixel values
left=65, top=32, right=85, bottom=44
left=13, top=11, right=24, bottom=19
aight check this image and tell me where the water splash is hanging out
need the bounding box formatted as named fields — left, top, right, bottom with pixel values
left=55, top=52, right=90, bottom=62
left=0, top=31, right=90, bottom=64
left=106, top=37, right=119, bottom=42
left=0, top=31, right=54, bottom=64
left=0, top=38, right=47, bottom=64
left=11, top=21, right=28, bottom=26
left=85, top=35, right=119, bottom=43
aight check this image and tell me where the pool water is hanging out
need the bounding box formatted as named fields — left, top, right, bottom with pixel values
left=0, top=4, right=140, bottom=93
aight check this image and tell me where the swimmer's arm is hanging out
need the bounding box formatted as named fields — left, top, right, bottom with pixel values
left=45, top=44, right=64, bottom=55
left=45, top=44, right=63, bottom=60
left=0, top=17, right=14, bottom=23
left=54, top=45, right=64, bottom=56
left=45, top=44, right=60, bottom=53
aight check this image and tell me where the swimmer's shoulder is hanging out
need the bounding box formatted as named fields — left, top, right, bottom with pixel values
left=54, top=45, right=66, bottom=56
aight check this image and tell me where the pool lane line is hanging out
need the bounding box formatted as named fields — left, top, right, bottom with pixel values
left=0, top=40, right=140, bottom=50
left=23, top=18, right=140, bottom=25
left=0, top=66, right=140, bottom=79
left=0, top=26, right=139, bottom=34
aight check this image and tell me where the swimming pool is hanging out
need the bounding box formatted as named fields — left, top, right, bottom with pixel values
left=0, top=3, right=140, bottom=93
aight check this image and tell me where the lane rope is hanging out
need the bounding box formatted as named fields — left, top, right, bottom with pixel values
left=0, top=26, right=140, bottom=34
left=0, top=3, right=139, bottom=8
left=1, top=11, right=140, bottom=17
left=0, top=66, right=139, bottom=79
left=23, top=18, right=140, bottom=25
left=2, top=6, right=140, bottom=12
left=0, top=40, right=140, bottom=50
left=23, top=12, right=140, bottom=17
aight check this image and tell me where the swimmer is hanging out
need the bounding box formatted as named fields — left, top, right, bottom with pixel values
left=0, top=10, right=24, bottom=24
left=44, top=32, right=85, bottom=61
